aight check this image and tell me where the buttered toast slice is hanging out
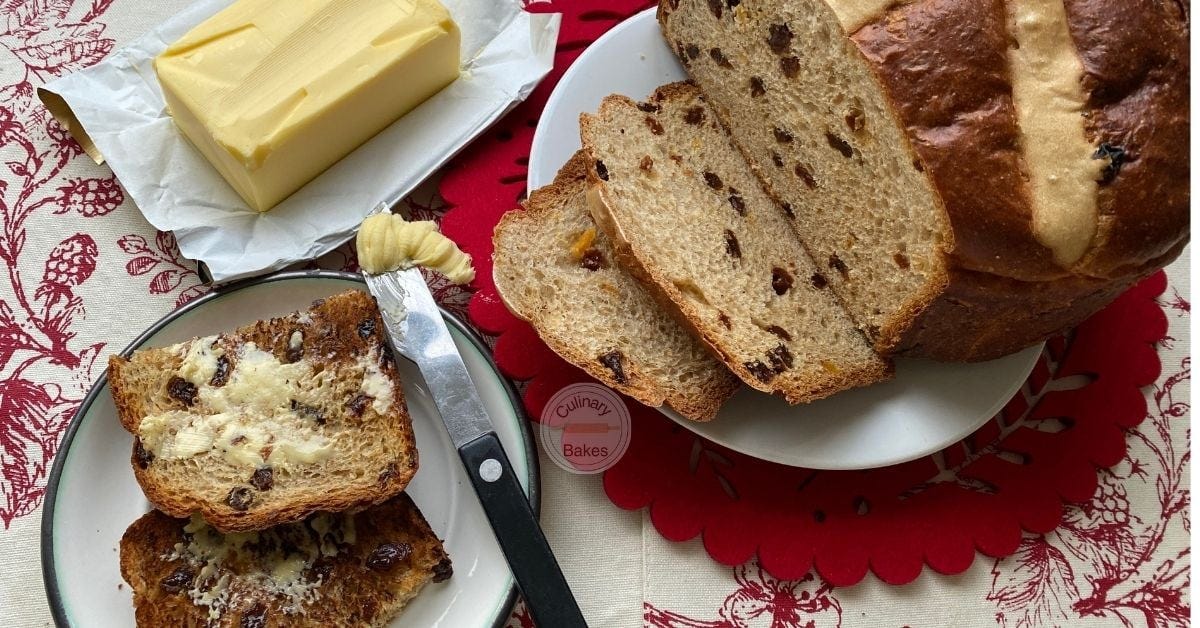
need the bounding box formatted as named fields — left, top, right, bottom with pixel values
left=119, top=494, right=451, bottom=627
left=493, top=151, right=740, bottom=421
left=581, top=82, right=891, bottom=403
left=108, top=290, right=417, bottom=533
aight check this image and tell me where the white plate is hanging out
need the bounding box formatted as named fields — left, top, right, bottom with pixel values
left=528, top=8, right=1042, bottom=470
left=42, top=271, right=535, bottom=627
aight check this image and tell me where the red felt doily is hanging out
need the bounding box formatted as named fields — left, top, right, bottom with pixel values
left=438, top=0, right=1169, bottom=587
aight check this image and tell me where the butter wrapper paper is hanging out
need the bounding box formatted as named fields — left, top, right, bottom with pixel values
left=39, top=0, right=560, bottom=282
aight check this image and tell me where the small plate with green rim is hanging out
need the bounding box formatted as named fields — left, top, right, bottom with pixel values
left=41, top=270, right=537, bottom=627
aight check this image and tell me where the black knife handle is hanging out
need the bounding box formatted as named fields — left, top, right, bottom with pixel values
left=459, top=432, right=588, bottom=628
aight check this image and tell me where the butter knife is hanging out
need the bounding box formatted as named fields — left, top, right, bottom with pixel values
left=362, top=227, right=587, bottom=627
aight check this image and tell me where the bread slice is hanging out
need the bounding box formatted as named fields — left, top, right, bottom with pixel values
left=493, top=151, right=740, bottom=421
left=108, top=290, right=418, bottom=533
left=656, top=0, right=951, bottom=350
left=580, top=82, right=891, bottom=403
left=119, top=494, right=452, bottom=627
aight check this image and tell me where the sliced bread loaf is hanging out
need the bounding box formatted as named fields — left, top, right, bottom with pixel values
left=580, top=82, right=891, bottom=403
left=108, top=290, right=417, bottom=533
left=119, top=494, right=451, bottom=627
left=658, top=0, right=1188, bottom=360
left=494, top=151, right=740, bottom=421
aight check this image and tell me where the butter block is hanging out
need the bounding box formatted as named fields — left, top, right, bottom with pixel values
left=155, top=0, right=461, bottom=212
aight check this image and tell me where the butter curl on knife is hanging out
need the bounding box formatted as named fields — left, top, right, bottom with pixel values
left=356, top=213, right=475, bottom=284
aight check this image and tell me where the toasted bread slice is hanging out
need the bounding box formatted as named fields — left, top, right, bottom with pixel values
left=580, top=82, right=891, bottom=403
left=108, top=290, right=417, bottom=533
left=119, top=494, right=452, bottom=627
left=493, top=151, right=740, bottom=421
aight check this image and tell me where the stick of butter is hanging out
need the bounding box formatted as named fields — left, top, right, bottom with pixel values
left=155, top=0, right=461, bottom=212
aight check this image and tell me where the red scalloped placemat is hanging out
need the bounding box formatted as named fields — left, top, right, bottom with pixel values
left=438, top=0, right=1168, bottom=587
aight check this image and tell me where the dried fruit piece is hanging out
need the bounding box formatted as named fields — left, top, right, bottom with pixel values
left=766, top=325, right=792, bottom=341
left=725, top=230, right=742, bottom=258
left=780, top=56, right=801, bottom=78
left=134, top=439, right=154, bottom=469
left=684, top=106, right=706, bottom=125
left=826, top=132, right=854, bottom=158
left=772, top=267, right=794, bottom=295
left=768, top=344, right=794, bottom=372
left=1093, top=143, right=1126, bottom=183
left=781, top=202, right=795, bottom=218
left=595, top=160, right=610, bottom=180
left=703, top=171, right=724, bottom=189
left=159, top=566, right=194, bottom=594
left=707, top=0, right=723, bottom=18
left=290, top=399, right=326, bottom=424
left=828, top=253, right=850, bottom=278
left=167, top=376, right=197, bottom=406
left=569, top=228, right=597, bottom=261
left=820, top=360, right=840, bottom=374
left=728, top=192, right=746, bottom=215
left=749, top=76, right=766, bottom=97
left=709, top=48, right=733, bottom=68
left=640, top=155, right=654, bottom=172
left=810, top=272, right=829, bottom=289
left=250, top=467, right=274, bottom=491
left=645, top=117, right=665, bottom=135
left=598, top=350, right=628, bottom=384
left=347, top=393, right=373, bottom=417
left=893, top=252, right=910, bottom=269
left=432, top=558, right=454, bottom=582
left=773, top=127, right=794, bottom=143
left=366, top=542, right=412, bottom=571
left=767, top=24, right=794, bottom=54
left=771, top=152, right=784, bottom=168
left=744, top=360, right=775, bottom=383
left=637, top=102, right=661, bottom=113
left=210, top=354, right=231, bottom=387
left=580, top=248, right=606, bottom=271
left=226, top=486, right=254, bottom=511
left=795, top=163, right=816, bottom=189
left=685, top=43, right=701, bottom=60
left=718, top=312, right=732, bottom=329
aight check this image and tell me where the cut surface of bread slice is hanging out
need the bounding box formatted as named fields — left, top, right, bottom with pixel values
left=658, top=0, right=951, bottom=352
left=119, top=494, right=451, bottom=627
left=108, top=290, right=417, bottom=533
left=580, top=82, right=891, bottom=403
left=493, top=151, right=740, bottom=421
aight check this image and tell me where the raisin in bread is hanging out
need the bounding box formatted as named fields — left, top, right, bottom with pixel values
left=108, top=290, right=417, bottom=533
left=119, top=494, right=451, bottom=627
left=659, top=0, right=1188, bottom=360
left=493, top=151, right=740, bottom=421
left=580, top=82, right=891, bottom=403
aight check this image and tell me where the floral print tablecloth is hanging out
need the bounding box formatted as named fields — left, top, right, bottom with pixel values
left=0, top=1, right=1189, bottom=626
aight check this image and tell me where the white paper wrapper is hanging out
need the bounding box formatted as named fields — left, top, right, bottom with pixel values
left=38, top=0, right=560, bottom=282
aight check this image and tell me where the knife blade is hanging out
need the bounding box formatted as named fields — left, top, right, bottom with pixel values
left=363, top=225, right=587, bottom=627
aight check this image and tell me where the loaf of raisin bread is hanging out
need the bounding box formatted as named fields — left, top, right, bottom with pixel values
left=659, top=0, right=1188, bottom=360
left=493, top=151, right=740, bottom=421
left=119, top=494, right=451, bottom=627
left=108, top=290, right=417, bottom=533
left=581, top=82, right=891, bottom=403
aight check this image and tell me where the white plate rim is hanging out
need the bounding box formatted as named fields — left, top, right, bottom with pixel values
left=527, top=7, right=1042, bottom=471
left=39, top=269, right=538, bottom=628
